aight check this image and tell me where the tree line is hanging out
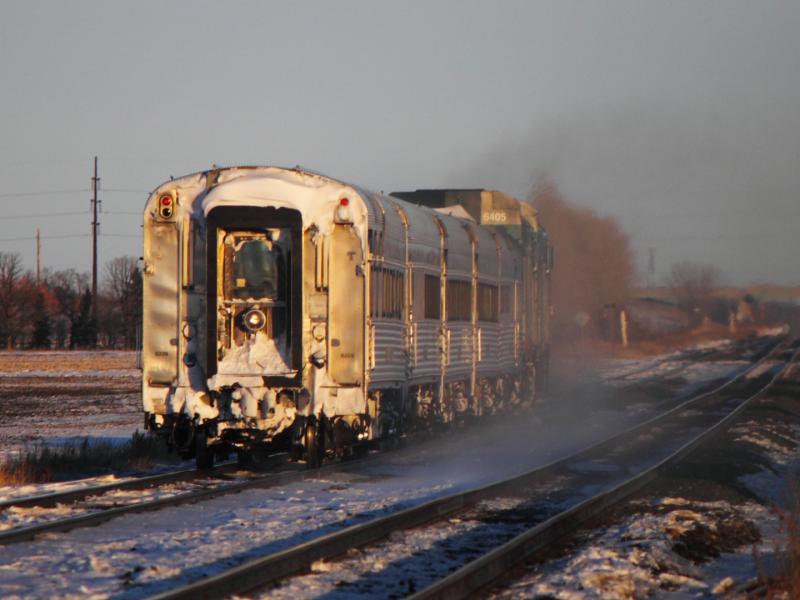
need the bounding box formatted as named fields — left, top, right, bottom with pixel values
left=0, top=253, right=142, bottom=350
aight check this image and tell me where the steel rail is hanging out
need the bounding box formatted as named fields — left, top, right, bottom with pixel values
left=603, top=332, right=779, bottom=382
left=0, top=464, right=241, bottom=512
left=409, top=341, right=800, bottom=600
left=577, top=335, right=791, bottom=459
left=144, top=337, right=792, bottom=600
left=604, top=348, right=708, bottom=382
left=0, top=456, right=366, bottom=546
left=0, top=450, right=297, bottom=512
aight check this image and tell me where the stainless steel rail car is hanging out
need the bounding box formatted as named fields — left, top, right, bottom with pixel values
left=141, top=167, right=551, bottom=467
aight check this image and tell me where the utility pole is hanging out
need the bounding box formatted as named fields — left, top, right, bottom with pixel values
left=647, top=247, right=655, bottom=289
left=35, top=228, right=41, bottom=287
left=91, top=156, right=100, bottom=321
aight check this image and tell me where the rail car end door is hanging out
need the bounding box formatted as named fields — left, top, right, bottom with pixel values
left=328, top=224, right=365, bottom=385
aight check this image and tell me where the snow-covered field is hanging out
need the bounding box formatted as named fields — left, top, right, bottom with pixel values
left=0, top=351, right=142, bottom=459
left=601, top=336, right=751, bottom=394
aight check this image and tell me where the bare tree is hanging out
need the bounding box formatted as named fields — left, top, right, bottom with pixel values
left=30, top=290, right=52, bottom=349
left=46, top=269, right=90, bottom=349
left=0, top=253, right=22, bottom=349
left=665, top=261, right=723, bottom=325
left=101, top=256, right=142, bottom=349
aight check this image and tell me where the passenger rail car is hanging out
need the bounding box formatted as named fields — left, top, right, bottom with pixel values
left=141, top=167, right=551, bottom=467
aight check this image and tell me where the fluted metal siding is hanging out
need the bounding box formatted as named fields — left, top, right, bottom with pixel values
left=370, top=318, right=406, bottom=384
left=445, top=322, right=472, bottom=381
left=408, top=320, right=441, bottom=383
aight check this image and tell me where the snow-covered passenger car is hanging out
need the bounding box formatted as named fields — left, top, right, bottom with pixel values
left=141, top=167, right=551, bottom=468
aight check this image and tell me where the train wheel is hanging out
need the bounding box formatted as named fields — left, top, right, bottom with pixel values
left=236, top=451, right=253, bottom=468
left=305, top=419, right=323, bottom=468
left=195, top=430, right=214, bottom=470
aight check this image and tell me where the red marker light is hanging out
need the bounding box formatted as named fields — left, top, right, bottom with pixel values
left=158, top=194, right=175, bottom=219
left=340, top=197, right=349, bottom=207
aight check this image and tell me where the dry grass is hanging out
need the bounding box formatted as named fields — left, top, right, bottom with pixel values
left=619, top=323, right=734, bottom=358
left=0, top=431, right=178, bottom=485
left=0, top=350, right=137, bottom=373
left=749, top=482, right=800, bottom=598
left=550, top=330, right=719, bottom=375
left=762, top=482, right=800, bottom=598
left=554, top=323, right=771, bottom=368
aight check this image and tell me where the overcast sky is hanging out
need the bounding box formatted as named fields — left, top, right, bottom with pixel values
left=1, top=1, right=798, bottom=285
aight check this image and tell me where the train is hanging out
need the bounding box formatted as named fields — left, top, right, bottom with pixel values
left=141, top=166, right=552, bottom=468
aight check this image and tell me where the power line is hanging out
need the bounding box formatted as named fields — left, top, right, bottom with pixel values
left=634, top=232, right=799, bottom=241
left=45, top=233, right=91, bottom=239
left=0, top=189, right=88, bottom=198
left=0, top=211, right=142, bottom=220
left=0, top=231, right=140, bottom=242
left=0, top=188, right=148, bottom=199
left=0, top=211, right=86, bottom=220
left=0, top=234, right=88, bottom=242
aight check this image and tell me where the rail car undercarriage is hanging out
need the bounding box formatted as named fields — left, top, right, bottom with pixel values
left=148, top=365, right=540, bottom=468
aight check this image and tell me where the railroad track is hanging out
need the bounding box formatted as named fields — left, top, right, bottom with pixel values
left=144, top=336, right=796, bottom=600
left=602, top=333, right=778, bottom=384
left=0, top=453, right=331, bottom=545
left=412, top=339, right=800, bottom=600
left=0, top=334, right=780, bottom=552
left=0, top=463, right=240, bottom=512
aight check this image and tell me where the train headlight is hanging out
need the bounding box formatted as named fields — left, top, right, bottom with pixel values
left=242, top=308, right=266, bottom=332
left=310, top=350, right=326, bottom=368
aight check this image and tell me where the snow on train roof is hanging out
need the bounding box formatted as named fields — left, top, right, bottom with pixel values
left=146, top=167, right=537, bottom=250
left=158, top=166, right=365, bottom=235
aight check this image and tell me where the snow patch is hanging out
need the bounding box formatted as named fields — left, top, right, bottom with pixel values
left=497, top=499, right=767, bottom=599
left=218, top=333, right=292, bottom=375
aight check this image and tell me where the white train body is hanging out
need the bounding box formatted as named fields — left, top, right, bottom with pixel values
left=141, top=166, right=551, bottom=465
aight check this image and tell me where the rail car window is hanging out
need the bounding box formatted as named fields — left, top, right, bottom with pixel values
left=424, top=274, right=440, bottom=320
left=447, top=279, right=471, bottom=321
left=371, top=265, right=403, bottom=319
left=370, top=264, right=381, bottom=318
left=478, top=283, right=499, bottom=322
left=223, top=236, right=286, bottom=301
left=382, top=268, right=403, bottom=319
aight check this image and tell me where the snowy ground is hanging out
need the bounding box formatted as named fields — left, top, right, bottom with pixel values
left=0, top=351, right=142, bottom=459
left=0, top=333, right=787, bottom=598
left=493, top=497, right=772, bottom=599
left=487, top=344, right=800, bottom=599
